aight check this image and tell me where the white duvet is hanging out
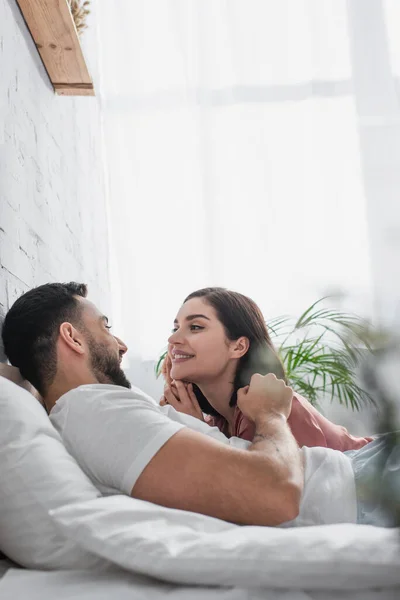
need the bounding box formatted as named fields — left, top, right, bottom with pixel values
left=45, top=495, right=400, bottom=592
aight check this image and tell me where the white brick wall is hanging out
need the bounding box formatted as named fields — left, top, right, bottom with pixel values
left=0, top=0, right=111, bottom=359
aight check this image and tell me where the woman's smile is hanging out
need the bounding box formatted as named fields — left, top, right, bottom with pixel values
left=171, top=350, right=195, bottom=363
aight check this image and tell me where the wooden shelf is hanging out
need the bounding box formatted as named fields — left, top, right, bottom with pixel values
left=16, top=0, right=94, bottom=96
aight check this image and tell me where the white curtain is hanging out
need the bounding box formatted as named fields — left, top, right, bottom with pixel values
left=96, top=1, right=400, bottom=393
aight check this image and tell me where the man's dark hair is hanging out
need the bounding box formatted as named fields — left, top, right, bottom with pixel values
left=2, top=282, right=88, bottom=395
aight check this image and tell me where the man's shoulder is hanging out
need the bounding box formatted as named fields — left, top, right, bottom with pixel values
left=59, top=383, right=159, bottom=410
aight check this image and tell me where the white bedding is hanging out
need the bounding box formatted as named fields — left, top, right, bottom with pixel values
left=51, top=495, right=400, bottom=591
left=1, top=376, right=399, bottom=599
left=2, top=497, right=400, bottom=600
left=0, top=567, right=399, bottom=600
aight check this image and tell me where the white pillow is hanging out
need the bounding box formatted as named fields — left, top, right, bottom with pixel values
left=52, top=495, right=400, bottom=591
left=0, top=375, right=108, bottom=569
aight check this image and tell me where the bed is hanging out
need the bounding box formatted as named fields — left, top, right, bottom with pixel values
left=1, top=563, right=400, bottom=600
left=0, top=371, right=399, bottom=600
left=1, top=493, right=400, bottom=600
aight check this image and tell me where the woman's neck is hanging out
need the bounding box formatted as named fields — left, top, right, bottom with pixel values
left=197, top=377, right=236, bottom=430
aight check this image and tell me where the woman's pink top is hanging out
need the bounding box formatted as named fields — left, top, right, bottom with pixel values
left=208, top=393, right=373, bottom=450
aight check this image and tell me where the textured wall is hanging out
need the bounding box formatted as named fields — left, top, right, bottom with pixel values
left=0, top=0, right=111, bottom=359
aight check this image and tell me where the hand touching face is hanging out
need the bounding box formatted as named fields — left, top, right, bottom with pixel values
left=160, top=379, right=204, bottom=422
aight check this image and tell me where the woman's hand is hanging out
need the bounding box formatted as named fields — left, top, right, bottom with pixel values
left=161, top=353, right=174, bottom=387
left=160, top=380, right=204, bottom=421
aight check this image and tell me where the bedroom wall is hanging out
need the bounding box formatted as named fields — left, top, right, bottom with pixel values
left=0, top=0, right=111, bottom=361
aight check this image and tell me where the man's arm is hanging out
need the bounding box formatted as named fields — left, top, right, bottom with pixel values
left=132, top=374, right=303, bottom=527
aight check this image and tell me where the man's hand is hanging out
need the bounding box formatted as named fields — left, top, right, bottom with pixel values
left=237, top=373, right=293, bottom=423
left=160, top=380, right=205, bottom=422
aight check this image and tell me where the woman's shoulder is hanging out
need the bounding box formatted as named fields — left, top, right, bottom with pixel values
left=291, top=392, right=315, bottom=411
left=290, top=391, right=372, bottom=451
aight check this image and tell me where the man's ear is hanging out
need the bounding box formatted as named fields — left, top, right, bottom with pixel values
left=59, top=322, right=85, bottom=355
left=231, top=336, right=250, bottom=359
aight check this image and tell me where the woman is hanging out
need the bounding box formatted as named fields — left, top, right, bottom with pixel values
left=161, top=287, right=373, bottom=451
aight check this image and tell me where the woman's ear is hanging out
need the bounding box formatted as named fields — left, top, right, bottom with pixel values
left=59, top=322, right=85, bottom=355
left=231, top=336, right=250, bottom=358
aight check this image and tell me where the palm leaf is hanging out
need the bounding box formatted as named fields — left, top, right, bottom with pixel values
left=267, top=298, right=379, bottom=410
left=267, top=315, right=291, bottom=337
left=155, top=350, right=167, bottom=378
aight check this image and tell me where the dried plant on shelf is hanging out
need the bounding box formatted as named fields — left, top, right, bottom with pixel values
left=68, top=0, right=91, bottom=36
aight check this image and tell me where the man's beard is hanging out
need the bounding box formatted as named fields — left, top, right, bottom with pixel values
left=87, top=335, right=131, bottom=389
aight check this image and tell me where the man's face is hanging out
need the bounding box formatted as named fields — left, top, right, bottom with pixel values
left=77, top=297, right=131, bottom=389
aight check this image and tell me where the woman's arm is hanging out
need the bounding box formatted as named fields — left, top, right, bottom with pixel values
left=292, top=394, right=373, bottom=451
left=236, top=393, right=372, bottom=451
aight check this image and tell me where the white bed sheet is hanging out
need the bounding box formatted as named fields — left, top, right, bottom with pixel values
left=0, top=568, right=399, bottom=600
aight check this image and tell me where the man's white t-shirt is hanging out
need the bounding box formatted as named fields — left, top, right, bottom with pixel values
left=49, top=384, right=357, bottom=526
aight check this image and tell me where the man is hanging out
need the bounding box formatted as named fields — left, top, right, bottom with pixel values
left=1, top=283, right=396, bottom=527
left=2, top=282, right=304, bottom=526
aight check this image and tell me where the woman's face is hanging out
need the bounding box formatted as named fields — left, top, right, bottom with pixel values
left=168, top=297, right=237, bottom=383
